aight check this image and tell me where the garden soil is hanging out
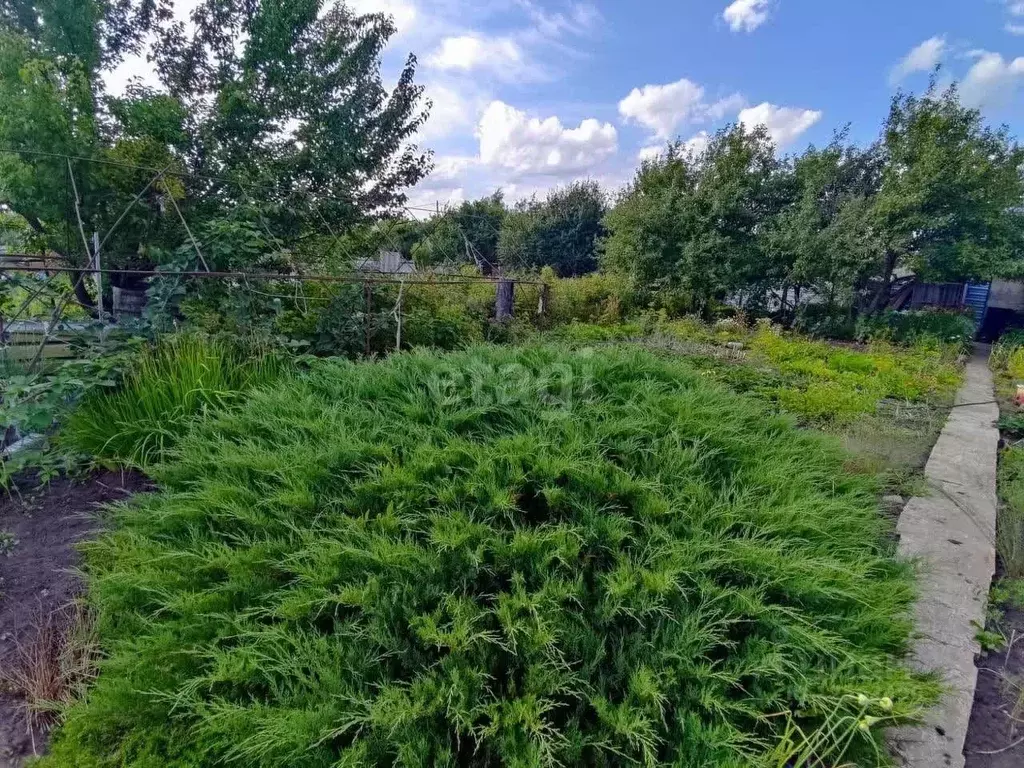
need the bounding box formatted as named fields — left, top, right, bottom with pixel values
left=964, top=604, right=1024, bottom=767
left=0, top=472, right=145, bottom=768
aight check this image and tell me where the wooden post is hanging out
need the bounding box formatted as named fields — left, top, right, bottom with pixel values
left=92, top=232, right=104, bottom=322
left=495, top=278, right=514, bottom=322
left=537, top=283, right=550, bottom=318
left=392, top=279, right=405, bottom=351
left=363, top=281, right=373, bottom=356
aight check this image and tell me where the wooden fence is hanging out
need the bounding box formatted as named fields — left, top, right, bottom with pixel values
left=0, top=320, right=87, bottom=364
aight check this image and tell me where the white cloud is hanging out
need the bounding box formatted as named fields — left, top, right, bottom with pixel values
left=683, top=131, right=711, bottom=156
left=517, top=0, right=602, bottom=38
left=706, top=93, right=746, bottom=121
left=417, top=82, right=486, bottom=142
left=346, top=0, right=418, bottom=34
left=960, top=51, right=1024, bottom=108
left=428, top=34, right=523, bottom=72
left=430, top=154, right=478, bottom=182
left=637, top=144, right=663, bottom=162
left=618, top=78, right=744, bottom=139
left=1005, top=3, right=1024, bottom=35
left=723, top=0, right=772, bottom=33
left=889, top=36, right=945, bottom=85
left=478, top=101, right=617, bottom=177
left=406, top=153, right=476, bottom=211
left=426, top=34, right=545, bottom=81
left=738, top=103, right=822, bottom=148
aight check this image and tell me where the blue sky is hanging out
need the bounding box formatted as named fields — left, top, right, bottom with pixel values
left=349, top=0, right=1024, bottom=211
left=107, top=1, right=1024, bottom=211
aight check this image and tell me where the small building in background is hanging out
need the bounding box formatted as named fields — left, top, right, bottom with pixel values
left=978, top=280, right=1024, bottom=340
left=354, top=250, right=415, bottom=275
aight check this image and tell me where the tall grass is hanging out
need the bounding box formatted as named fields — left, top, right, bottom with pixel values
left=61, top=334, right=287, bottom=469
left=998, top=447, right=1024, bottom=580
left=43, top=345, right=936, bottom=767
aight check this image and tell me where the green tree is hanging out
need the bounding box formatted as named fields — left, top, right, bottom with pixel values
left=604, top=125, right=790, bottom=313
left=0, top=0, right=432, bottom=308
left=866, top=84, right=1024, bottom=311
left=152, top=0, right=432, bottom=230
left=0, top=1, right=170, bottom=303
left=498, top=181, right=606, bottom=276
left=412, top=192, right=506, bottom=270
left=766, top=133, right=884, bottom=316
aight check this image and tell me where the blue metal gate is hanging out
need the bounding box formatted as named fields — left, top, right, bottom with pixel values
left=963, top=282, right=991, bottom=332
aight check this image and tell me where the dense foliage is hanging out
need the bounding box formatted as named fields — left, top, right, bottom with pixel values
left=604, top=126, right=789, bottom=313
left=499, top=182, right=607, bottom=276
left=855, top=309, right=976, bottom=348
left=603, top=87, right=1024, bottom=318
left=643, top=318, right=962, bottom=424
left=0, top=0, right=431, bottom=298
left=44, top=345, right=935, bottom=767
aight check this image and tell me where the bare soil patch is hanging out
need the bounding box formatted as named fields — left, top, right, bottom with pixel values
left=965, top=605, right=1024, bottom=768
left=0, top=472, right=145, bottom=767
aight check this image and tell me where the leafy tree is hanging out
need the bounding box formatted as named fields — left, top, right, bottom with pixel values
left=412, top=192, right=506, bottom=270
left=0, top=1, right=171, bottom=304
left=766, top=133, right=884, bottom=316
left=602, top=144, right=695, bottom=303
left=498, top=181, right=606, bottom=276
left=604, top=125, right=789, bottom=312
left=152, top=0, right=432, bottom=229
left=866, top=84, right=1024, bottom=311
left=0, top=0, right=432, bottom=310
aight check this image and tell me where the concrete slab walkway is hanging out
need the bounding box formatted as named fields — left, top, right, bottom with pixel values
left=890, top=348, right=1000, bottom=768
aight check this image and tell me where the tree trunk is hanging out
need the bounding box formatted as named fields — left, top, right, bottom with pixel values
left=72, top=269, right=97, bottom=315
left=866, top=250, right=899, bottom=315
left=495, top=278, right=515, bottom=322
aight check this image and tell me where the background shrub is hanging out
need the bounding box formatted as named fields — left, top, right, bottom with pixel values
left=856, top=309, right=976, bottom=349
left=45, top=345, right=935, bottom=768
left=542, top=269, right=637, bottom=327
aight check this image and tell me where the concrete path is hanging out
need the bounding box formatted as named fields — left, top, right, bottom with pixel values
left=890, top=348, right=999, bottom=768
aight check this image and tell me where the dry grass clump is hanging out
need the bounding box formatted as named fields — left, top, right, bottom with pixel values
left=0, top=602, right=99, bottom=735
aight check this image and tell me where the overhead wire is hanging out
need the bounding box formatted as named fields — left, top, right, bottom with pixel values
left=0, top=147, right=545, bottom=331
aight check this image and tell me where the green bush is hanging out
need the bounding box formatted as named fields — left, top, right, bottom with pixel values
left=542, top=269, right=637, bottom=326
left=793, top=304, right=858, bottom=341
left=46, top=345, right=935, bottom=767
left=743, top=324, right=961, bottom=423
left=61, top=335, right=287, bottom=468
left=856, top=309, right=976, bottom=349
left=990, top=330, right=1024, bottom=380
left=555, top=320, right=646, bottom=343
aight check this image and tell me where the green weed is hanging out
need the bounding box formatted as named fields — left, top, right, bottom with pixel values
left=60, top=334, right=288, bottom=469
left=633, top=318, right=962, bottom=425
left=44, top=345, right=937, bottom=767
left=0, top=530, right=17, bottom=556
